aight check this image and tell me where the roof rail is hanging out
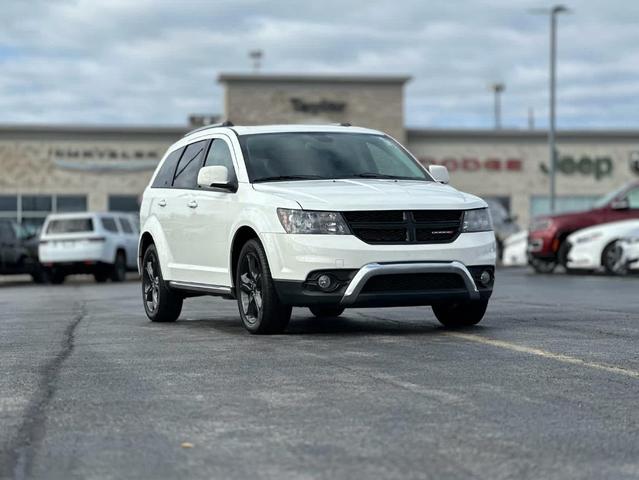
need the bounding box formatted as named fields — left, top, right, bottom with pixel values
left=183, top=120, right=234, bottom=137
left=339, top=122, right=352, bottom=127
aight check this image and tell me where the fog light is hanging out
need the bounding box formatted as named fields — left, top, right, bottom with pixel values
left=317, top=274, right=333, bottom=291
left=479, top=270, right=492, bottom=286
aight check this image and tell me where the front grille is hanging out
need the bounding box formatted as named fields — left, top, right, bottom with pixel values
left=342, top=210, right=463, bottom=244
left=361, top=273, right=466, bottom=294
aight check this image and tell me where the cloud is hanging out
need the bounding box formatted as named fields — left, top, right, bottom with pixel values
left=0, top=0, right=638, bottom=129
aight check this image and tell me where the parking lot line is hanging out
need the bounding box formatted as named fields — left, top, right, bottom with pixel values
left=445, top=332, right=639, bottom=379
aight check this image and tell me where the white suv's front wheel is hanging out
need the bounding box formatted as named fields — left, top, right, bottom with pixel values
left=236, top=239, right=291, bottom=334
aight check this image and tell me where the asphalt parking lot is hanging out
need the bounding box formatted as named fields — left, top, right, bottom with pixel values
left=1, top=268, right=638, bottom=480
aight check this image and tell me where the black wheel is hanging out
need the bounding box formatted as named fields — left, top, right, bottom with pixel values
left=142, top=244, right=182, bottom=322
left=236, top=239, right=291, bottom=334
left=50, top=269, right=66, bottom=285
left=432, top=299, right=488, bottom=328
left=529, top=256, right=557, bottom=274
left=30, top=264, right=49, bottom=284
left=94, top=270, right=109, bottom=283
left=111, top=251, right=127, bottom=282
left=602, top=241, right=627, bottom=275
left=309, top=306, right=345, bottom=318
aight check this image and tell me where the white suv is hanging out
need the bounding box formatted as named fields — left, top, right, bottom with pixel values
left=139, top=123, right=496, bottom=333
left=40, top=212, right=139, bottom=284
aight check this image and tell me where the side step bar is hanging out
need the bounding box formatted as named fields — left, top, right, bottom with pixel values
left=168, top=281, right=235, bottom=298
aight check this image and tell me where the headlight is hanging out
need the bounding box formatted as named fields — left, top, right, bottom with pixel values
left=277, top=208, right=350, bottom=234
left=574, top=232, right=603, bottom=244
left=462, top=208, right=493, bottom=232
left=529, top=218, right=553, bottom=232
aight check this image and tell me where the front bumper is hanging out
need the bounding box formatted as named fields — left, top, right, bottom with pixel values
left=566, top=242, right=599, bottom=269
left=261, top=231, right=496, bottom=282
left=274, top=261, right=493, bottom=308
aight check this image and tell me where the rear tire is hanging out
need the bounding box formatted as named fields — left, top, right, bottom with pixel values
left=142, top=244, right=182, bottom=322
left=432, top=299, right=488, bottom=328
left=111, top=251, right=127, bottom=282
left=94, top=270, right=109, bottom=283
left=50, top=269, right=66, bottom=285
left=309, top=306, right=345, bottom=318
left=236, top=239, right=291, bottom=334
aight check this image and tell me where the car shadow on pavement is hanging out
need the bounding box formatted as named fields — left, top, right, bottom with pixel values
left=167, top=313, right=491, bottom=337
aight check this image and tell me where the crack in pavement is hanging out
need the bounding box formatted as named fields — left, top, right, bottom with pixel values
left=1, top=302, right=86, bottom=480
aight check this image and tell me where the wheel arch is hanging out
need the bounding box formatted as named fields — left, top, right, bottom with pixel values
left=229, top=226, right=261, bottom=288
left=138, top=232, right=155, bottom=274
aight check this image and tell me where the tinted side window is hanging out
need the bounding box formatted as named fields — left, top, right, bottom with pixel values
left=152, top=148, right=184, bottom=188
left=204, top=139, right=236, bottom=175
left=0, top=221, right=14, bottom=240
left=101, top=217, right=118, bottom=233
left=173, top=141, right=207, bottom=189
left=625, top=188, right=639, bottom=209
left=119, top=217, right=134, bottom=234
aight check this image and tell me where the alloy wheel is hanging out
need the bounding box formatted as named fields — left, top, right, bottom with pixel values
left=143, top=254, right=160, bottom=313
left=239, top=252, right=263, bottom=325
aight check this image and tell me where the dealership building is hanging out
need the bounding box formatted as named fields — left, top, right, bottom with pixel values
left=1, top=73, right=638, bottom=231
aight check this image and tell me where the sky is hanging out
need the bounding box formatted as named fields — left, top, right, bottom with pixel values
left=1, top=0, right=638, bottom=129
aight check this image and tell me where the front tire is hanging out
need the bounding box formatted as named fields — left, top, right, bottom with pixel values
left=602, top=241, right=627, bottom=275
left=142, top=244, right=182, bottom=322
left=236, top=239, right=291, bottom=334
left=309, top=306, right=345, bottom=318
left=432, top=299, right=488, bottom=328
left=529, top=256, right=557, bottom=274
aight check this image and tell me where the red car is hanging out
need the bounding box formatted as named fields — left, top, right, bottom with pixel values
left=527, top=181, right=639, bottom=273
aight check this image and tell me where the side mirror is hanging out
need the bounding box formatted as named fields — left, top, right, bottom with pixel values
left=429, top=165, right=450, bottom=184
left=197, top=166, right=232, bottom=190
left=611, top=198, right=629, bottom=210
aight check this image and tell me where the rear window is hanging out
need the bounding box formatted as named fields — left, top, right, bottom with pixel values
left=46, top=218, right=94, bottom=234
left=101, top=217, right=118, bottom=233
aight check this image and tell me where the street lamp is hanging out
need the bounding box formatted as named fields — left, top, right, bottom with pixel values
left=249, top=50, right=264, bottom=73
left=531, top=5, right=569, bottom=213
left=491, top=83, right=505, bottom=129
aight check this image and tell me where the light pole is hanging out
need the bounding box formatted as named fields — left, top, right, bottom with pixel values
left=249, top=50, right=263, bottom=73
left=491, top=83, right=505, bottom=129
left=532, top=5, right=569, bottom=213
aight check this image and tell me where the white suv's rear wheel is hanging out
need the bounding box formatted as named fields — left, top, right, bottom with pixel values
left=142, top=244, right=182, bottom=322
left=236, top=239, right=291, bottom=334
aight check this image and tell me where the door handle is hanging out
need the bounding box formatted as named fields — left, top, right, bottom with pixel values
left=158, top=199, right=166, bottom=207
left=187, top=200, right=198, bottom=209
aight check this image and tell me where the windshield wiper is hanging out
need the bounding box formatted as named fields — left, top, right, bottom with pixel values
left=348, top=172, right=412, bottom=180
left=253, top=175, right=328, bottom=183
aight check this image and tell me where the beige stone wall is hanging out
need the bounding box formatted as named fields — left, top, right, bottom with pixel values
left=407, top=134, right=639, bottom=226
left=0, top=140, right=171, bottom=211
left=223, top=79, right=407, bottom=141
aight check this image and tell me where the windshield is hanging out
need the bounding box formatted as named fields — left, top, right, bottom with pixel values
left=593, top=184, right=628, bottom=208
left=239, top=132, right=432, bottom=183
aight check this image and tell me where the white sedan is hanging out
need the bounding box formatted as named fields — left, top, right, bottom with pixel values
left=617, top=227, right=639, bottom=273
left=502, top=230, right=528, bottom=267
left=566, top=219, right=639, bottom=274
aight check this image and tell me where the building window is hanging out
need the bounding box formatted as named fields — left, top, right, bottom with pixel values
left=108, top=195, right=140, bottom=212
left=57, top=195, right=87, bottom=212
left=530, top=195, right=599, bottom=218
left=0, top=194, right=88, bottom=233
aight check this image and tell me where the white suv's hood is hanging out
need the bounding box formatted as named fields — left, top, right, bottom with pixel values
left=253, top=179, right=486, bottom=211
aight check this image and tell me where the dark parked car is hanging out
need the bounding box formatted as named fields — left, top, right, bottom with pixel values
left=0, top=219, right=46, bottom=283
left=527, top=181, right=639, bottom=273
